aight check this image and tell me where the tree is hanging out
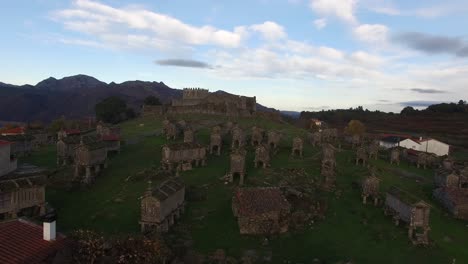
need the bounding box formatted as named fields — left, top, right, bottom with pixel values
left=345, top=120, right=366, bottom=136
left=144, top=96, right=162, bottom=106
left=400, top=106, right=417, bottom=115
left=95, top=96, right=131, bottom=124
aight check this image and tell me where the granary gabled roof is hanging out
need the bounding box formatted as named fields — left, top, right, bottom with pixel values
left=387, top=186, right=428, bottom=206
left=0, top=171, right=47, bottom=193
left=151, top=178, right=185, bottom=201
left=0, top=219, right=67, bottom=264
left=234, top=187, right=290, bottom=217
left=164, top=142, right=204, bottom=150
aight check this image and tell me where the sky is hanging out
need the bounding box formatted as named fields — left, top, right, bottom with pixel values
left=0, top=0, right=467, bottom=112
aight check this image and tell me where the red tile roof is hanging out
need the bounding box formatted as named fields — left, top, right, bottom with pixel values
left=0, top=140, right=12, bottom=146
left=234, top=187, right=290, bottom=217
left=102, top=134, right=120, bottom=141
left=0, top=219, right=67, bottom=264
left=1, top=127, right=25, bottom=135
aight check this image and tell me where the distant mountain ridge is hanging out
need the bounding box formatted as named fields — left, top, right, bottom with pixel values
left=0, top=75, right=275, bottom=122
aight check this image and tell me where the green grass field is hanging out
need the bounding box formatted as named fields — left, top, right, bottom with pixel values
left=21, top=115, right=468, bottom=263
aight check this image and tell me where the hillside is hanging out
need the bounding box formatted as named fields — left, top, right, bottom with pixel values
left=0, top=75, right=273, bottom=122
left=22, top=114, right=468, bottom=263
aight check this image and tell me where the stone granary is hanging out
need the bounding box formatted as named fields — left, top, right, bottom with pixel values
left=251, top=126, right=264, bottom=147
left=140, top=178, right=185, bottom=233
left=355, top=146, right=368, bottom=166
left=0, top=166, right=47, bottom=219
left=291, top=137, right=303, bottom=157
left=0, top=135, right=34, bottom=157
left=321, top=144, right=337, bottom=190
left=384, top=187, right=431, bottom=245
left=183, top=127, right=195, bottom=143
left=321, top=128, right=338, bottom=143
left=434, top=169, right=463, bottom=188
left=417, top=152, right=439, bottom=169
left=322, top=143, right=336, bottom=168
left=231, top=126, right=245, bottom=149
left=433, top=187, right=468, bottom=220
left=96, top=121, right=120, bottom=137
left=362, top=174, right=380, bottom=205
left=228, top=148, right=247, bottom=185
left=209, top=130, right=222, bottom=156
left=0, top=141, right=17, bottom=177
left=368, top=143, right=379, bottom=160
left=74, top=137, right=108, bottom=184
left=168, top=88, right=257, bottom=117
left=102, top=134, right=121, bottom=153
left=267, top=130, right=281, bottom=150
left=309, top=131, right=321, bottom=147
left=254, top=144, right=270, bottom=168
left=390, top=148, right=400, bottom=165
left=161, top=143, right=207, bottom=172
left=232, top=187, right=291, bottom=234
left=56, top=135, right=82, bottom=165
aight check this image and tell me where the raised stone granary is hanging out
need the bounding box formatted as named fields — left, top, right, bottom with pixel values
left=209, top=130, right=222, bottom=156
left=228, top=148, right=247, bottom=185
left=251, top=126, right=264, bottom=147
left=321, top=128, right=338, bottom=143
left=96, top=121, right=120, bottom=137
left=433, top=187, right=468, bottom=220
left=74, top=137, right=108, bottom=184
left=232, top=187, right=290, bottom=234
left=291, top=137, right=303, bottom=157
left=254, top=144, right=270, bottom=168
left=390, top=148, right=400, bottom=165
left=168, top=88, right=256, bottom=117
left=322, top=143, right=336, bottom=168
left=231, top=126, right=245, bottom=149
left=384, top=187, right=430, bottom=245
left=161, top=142, right=207, bottom=172
left=56, top=135, right=81, bottom=166
left=368, top=142, right=379, bottom=160
left=183, top=128, right=194, bottom=143
left=356, top=146, right=367, bottom=166
left=267, top=130, right=281, bottom=150
left=362, top=174, right=380, bottom=205
left=140, top=178, right=185, bottom=233
left=434, top=169, right=461, bottom=188
left=309, top=131, right=321, bottom=147
left=0, top=167, right=47, bottom=219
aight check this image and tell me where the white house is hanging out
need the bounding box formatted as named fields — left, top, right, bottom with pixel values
left=0, top=140, right=17, bottom=177
left=379, top=135, right=450, bottom=157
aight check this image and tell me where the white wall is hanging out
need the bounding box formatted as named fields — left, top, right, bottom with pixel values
left=399, top=139, right=420, bottom=150
left=379, top=141, right=397, bottom=149
left=419, top=139, right=450, bottom=156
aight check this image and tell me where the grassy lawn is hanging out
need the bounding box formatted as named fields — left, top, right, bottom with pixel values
left=21, top=114, right=468, bottom=263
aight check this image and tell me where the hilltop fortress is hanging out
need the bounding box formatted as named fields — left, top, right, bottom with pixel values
left=143, top=88, right=257, bottom=117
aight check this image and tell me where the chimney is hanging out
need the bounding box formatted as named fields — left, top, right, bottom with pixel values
left=43, top=214, right=57, bottom=241
left=419, top=136, right=423, bottom=141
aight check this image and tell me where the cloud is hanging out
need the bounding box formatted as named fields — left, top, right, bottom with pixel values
left=309, top=0, right=358, bottom=24
left=393, top=32, right=468, bottom=57
left=52, top=0, right=247, bottom=50
left=399, top=100, right=445, bottom=107
left=348, top=51, right=385, bottom=68
left=410, top=88, right=447, bottom=94
left=250, top=21, right=287, bottom=41
left=313, top=18, right=327, bottom=29
left=353, top=24, right=388, bottom=44
left=155, top=59, right=212, bottom=68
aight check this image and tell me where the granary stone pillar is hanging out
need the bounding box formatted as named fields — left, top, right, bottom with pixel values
left=95, top=165, right=100, bottom=174
left=239, top=174, right=244, bottom=186
left=74, top=165, right=79, bottom=177
left=104, top=161, right=108, bottom=169
left=86, top=166, right=91, bottom=178
left=362, top=195, right=367, bottom=204
left=373, top=197, right=379, bottom=206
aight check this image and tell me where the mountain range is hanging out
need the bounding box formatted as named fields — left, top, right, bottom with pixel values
left=0, top=75, right=277, bottom=122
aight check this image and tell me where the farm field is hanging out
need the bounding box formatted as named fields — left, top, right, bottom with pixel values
left=22, top=114, right=468, bottom=263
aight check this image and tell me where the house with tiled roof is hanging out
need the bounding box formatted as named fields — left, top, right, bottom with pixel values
left=140, top=178, right=185, bottom=233
left=0, top=217, right=66, bottom=264
left=232, top=187, right=291, bottom=234
left=0, top=127, right=26, bottom=136
left=379, top=134, right=450, bottom=157
left=0, top=134, right=34, bottom=157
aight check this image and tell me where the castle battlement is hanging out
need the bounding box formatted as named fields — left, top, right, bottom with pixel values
left=183, top=87, right=210, bottom=100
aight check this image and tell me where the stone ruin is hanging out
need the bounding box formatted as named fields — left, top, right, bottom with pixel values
left=267, top=130, right=281, bottom=150
left=161, top=143, right=207, bottom=172
left=251, top=126, right=264, bottom=147
left=163, top=121, right=178, bottom=140
left=291, top=137, right=303, bottom=157
left=209, top=128, right=222, bottom=156
left=183, top=127, right=194, bottom=143
left=140, top=177, right=185, bottom=233
left=390, top=148, right=400, bottom=165
left=254, top=144, right=270, bottom=168
left=384, top=186, right=430, bottom=245
left=232, top=187, right=291, bottom=235
left=362, top=170, right=380, bottom=205
left=231, top=126, right=245, bottom=149
left=228, top=148, right=247, bottom=185
left=355, top=146, right=368, bottom=166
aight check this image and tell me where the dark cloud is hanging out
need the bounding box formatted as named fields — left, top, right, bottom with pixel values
left=410, top=88, right=446, bottom=94
left=393, top=32, right=468, bottom=57
left=399, top=100, right=444, bottom=107
left=155, top=59, right=212, bottom=68
left=377, top=99, right=391, bottom=103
